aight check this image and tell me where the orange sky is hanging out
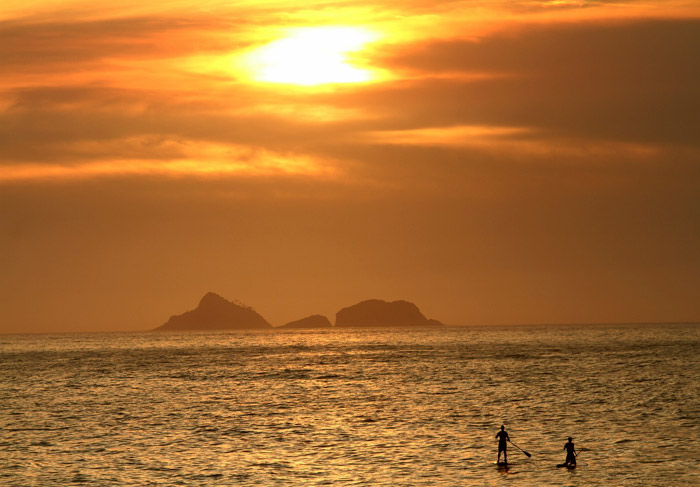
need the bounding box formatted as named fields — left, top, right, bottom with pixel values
left=1, top=1, right=700, bottom=332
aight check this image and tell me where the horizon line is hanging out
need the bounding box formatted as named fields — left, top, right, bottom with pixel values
left=2, top=321, right=699, bottom=336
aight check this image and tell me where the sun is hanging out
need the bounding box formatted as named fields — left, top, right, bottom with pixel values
left=243, top=26, right=379, bottom=86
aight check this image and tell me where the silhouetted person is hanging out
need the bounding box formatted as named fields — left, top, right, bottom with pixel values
left=495, top=425, right=510, bottom=464
left=563, top=437, right=577, bottom=466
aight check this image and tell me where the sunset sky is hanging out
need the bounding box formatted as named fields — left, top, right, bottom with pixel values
left=1, top=1, right=699, bottom=333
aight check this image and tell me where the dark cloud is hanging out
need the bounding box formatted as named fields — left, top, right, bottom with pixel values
left=0, top=85, right=340, bottom=163
left=369, top=19, right=700, bottom=146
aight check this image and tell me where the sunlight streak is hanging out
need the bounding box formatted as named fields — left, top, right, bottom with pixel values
left=0, top=142, right=337, bottom=182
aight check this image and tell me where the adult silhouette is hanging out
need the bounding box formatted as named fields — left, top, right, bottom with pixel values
left=563, top=437, right=577, bottom=466
left=495, top=425, right=510, bottom=464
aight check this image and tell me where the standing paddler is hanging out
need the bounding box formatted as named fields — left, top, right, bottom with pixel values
left=495, top=425, right=510, bottom=464
left=563, top=437, right=577, bottom=467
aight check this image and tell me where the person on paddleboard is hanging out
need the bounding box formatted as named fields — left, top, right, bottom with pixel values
left=563, top=437, right=577, bottom=466
left=495, top=425, right=510, bottom=464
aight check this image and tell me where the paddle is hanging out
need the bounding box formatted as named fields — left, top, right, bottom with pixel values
left=508, top=440, right=532, bottom=458
left=575, top=447, right=589, bottom=457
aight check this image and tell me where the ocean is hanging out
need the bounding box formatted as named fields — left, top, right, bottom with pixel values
left=1, top=324, right=698, bottom=486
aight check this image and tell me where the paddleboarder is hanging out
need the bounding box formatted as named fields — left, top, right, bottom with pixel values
left=495, top=425, right=510, bottom=464
left=563, top=437, right=577, bottom=467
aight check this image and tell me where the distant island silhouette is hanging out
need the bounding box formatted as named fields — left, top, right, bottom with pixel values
left=335, top=299, right=442, bottom=327
left=154, top=293, right=442, bottom=330
left=154, top=292, right=272, bottom=331
left=279, top=314, right=332, bottom=329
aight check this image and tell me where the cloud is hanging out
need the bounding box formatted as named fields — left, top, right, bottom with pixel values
left=1, top=5, right=699, bottom=189
left=0, top=142, right=337, bottom=182
left=0, top=16, right=235, bottom=76
left=365, top=19, right=700, bottom=146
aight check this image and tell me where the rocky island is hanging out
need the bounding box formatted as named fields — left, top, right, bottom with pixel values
left=154, top=292, right=272, bottom=331
left=278, top=314, right=332, bottom=329
left=335, top=299, right=442, bottom=327
left=155, top=294, right=443, bottom=330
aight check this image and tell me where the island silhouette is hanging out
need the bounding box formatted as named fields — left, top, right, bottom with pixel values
left=154, top=292, right=272, bottom=331
left=279, top=314, right=333, bottom=329
left=154, top=293, right=443, bottom=330
left=335, top=299, right=442, bottom=327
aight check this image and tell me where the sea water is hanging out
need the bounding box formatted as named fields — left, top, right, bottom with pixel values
left=1, top=324, right=698, bottom=486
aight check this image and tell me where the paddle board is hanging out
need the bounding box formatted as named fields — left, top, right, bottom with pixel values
left=556, top=463, right=576, bottom=469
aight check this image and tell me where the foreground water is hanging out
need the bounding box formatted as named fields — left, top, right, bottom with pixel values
left=1, top=324, right=698, bottom=486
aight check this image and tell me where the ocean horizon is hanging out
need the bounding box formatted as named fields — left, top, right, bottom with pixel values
left=3, top=321, right=699, bottom=337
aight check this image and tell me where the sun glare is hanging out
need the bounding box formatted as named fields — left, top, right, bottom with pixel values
left=243, top=27, right=379, bottom=86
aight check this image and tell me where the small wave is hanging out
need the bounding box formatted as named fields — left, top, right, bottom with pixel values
left=146, top=466, right=180, bottom=472
left=72, top=473, right=90, bottom=483
left=250, top=462, right=292, bottom=469
left=30, top=440, right=52, bottom=447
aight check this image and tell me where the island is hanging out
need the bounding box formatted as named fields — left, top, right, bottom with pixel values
left=334, top=299, right=443, bottom=327
left=278, top=314, right=332, bottom=329
left=154, top=292, right=272, bottom=331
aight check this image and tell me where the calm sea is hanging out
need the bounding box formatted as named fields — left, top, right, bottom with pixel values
left=1, top=324, right=698, bottom=486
